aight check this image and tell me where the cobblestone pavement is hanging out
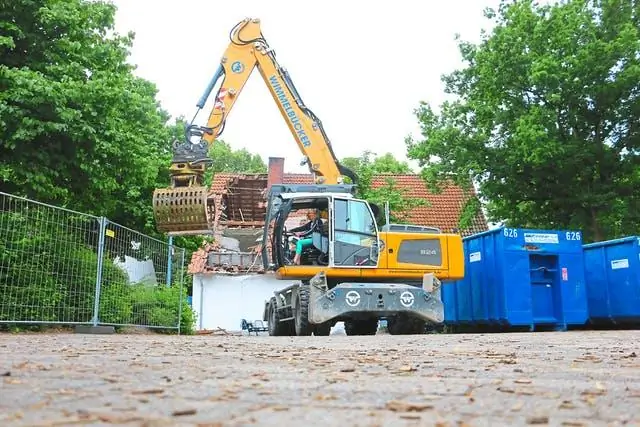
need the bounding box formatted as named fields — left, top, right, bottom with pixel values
left=1, top=330, right=639, bottom=426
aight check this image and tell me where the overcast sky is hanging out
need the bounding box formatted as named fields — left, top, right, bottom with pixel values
left=112, top=0, right=501, bottom=173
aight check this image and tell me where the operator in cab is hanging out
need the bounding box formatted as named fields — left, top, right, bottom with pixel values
left=290, top=209, right=326, bottom=265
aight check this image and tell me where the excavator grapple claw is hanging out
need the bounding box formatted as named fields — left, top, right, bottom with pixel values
left=152, top=186, right=216, bottom=235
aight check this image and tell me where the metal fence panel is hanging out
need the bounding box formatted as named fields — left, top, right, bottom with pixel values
left=0, top=192, right=101, bottom=325
left=0, top=191, right=187, bottom=332
left=97, top=219, right=185, bottom=330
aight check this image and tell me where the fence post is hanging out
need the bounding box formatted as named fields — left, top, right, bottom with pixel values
left=177, top=247, right=185, bottom=335
left=92, top=216, right=107, bottom=327
left=166, top=235, right=173, bottom=287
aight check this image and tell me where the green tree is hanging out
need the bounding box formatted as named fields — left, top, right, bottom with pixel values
left=340, top=150, right=424, bottom=223
left=0, top=0, right=175, bottom=233
left=202, top=139, right=267, bottom=185
left=405, top=0, right=640, bottom=242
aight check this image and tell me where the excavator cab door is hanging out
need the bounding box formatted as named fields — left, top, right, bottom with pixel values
left=329, top=197, right=380, bottom=268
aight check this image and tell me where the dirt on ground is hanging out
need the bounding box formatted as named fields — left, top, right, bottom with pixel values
left=1, top=330, right=639, bottom=426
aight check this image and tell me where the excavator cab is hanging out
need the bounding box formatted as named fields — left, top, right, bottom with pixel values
left=262, top=184, right=382, bottom=274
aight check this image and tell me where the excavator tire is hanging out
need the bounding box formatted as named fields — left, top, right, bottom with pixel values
left=267, top=297, right=290, bottom=336
left=313, top=322, right=331, bottom=336
left=293, top=285, right=312, bottom=336
left=152, top=186, right=215, bottom=234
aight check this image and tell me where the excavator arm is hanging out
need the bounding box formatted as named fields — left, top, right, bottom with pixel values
left=153, top=18, right=357, bottom=235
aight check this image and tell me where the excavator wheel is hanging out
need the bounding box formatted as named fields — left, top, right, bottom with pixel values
left=152, top=186, right=216, bottom=234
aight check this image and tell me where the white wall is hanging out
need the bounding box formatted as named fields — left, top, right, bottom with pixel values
left=192, top=273, right=295, bottom=331
left=113, top=255, right=158, bottom=285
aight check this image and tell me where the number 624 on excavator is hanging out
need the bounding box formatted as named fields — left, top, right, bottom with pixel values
left=151, top=18, right=466, bottom=335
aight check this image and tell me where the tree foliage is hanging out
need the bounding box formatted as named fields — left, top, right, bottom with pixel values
left=405, top=0, right=640, bottom=242
left=340, top=151, right=424, bottom=223
left=201, top=139, right=267, bottom=185
left=0, top=0, right=175, bottom=233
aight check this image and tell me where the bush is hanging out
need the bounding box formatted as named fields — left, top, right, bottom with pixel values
left=99, top=281, right=195, bottom=335
left=0, top=209, right=194, bottom=334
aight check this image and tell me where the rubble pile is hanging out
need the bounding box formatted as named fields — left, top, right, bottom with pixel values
left=188, top=240, right=265, bottom=275
left=187, top=241, right=222, bottom=275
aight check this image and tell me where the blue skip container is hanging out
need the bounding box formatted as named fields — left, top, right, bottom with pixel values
left=582, top=236, right=640, bottom=325
left=443, top=227, right=589, bottom=330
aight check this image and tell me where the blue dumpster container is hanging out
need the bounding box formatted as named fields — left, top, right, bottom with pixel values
left=447, top=227, right=589, bottom=330
left=582, top=236, right=640, bottom=325
left=441, top=282, right=458, bottom=323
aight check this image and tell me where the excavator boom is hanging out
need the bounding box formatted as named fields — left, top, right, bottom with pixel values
left=153, top=18, right=356, bottom=235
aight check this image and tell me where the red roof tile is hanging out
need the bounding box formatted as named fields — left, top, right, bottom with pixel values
left=283, top=173, right=314, bottom=185
left=368, top=174, right=487, bottom=235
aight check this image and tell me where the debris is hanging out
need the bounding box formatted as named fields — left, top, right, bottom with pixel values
left=172, top=408, right=197, bottom=417
left=511, top=401, right=524, bottom=412
left=559, top=401, right=575, bottom=409
left=400, top=414, right=422, bottom=420
left=188, top=241, right=222, bottom=274
left=314, top=394, right=338, bottom=401
left=95, top=413, right=145, bottom=423
left=573, top=355, right=603, bottom=363
left=526, top=415, right=549, bottom=424
left=196, top=327, right=232, bottom=336
left=131, top=388, right=164, bottom=395
left=385, top=400, right=433, bottom=412
left=581, top=386, right=606, bottom=396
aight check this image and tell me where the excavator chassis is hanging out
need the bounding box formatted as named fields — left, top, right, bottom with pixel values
left=263, top=271, right=444, bottom=336
left=152, top=186, right=216, bottom=235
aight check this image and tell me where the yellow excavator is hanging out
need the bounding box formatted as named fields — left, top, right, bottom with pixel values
left=152, top=18, right=466, bottom=335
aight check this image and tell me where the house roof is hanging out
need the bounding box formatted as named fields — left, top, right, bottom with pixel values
left=369, top=174, right=488, bottom=236
left=208, top=171, right=488, bottom=234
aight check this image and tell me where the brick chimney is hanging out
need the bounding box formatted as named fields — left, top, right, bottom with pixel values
left=267, top=157, right=285, bottom=190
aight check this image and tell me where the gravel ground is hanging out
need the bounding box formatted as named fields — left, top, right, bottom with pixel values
left=0, top=330, right=639, bottom=427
